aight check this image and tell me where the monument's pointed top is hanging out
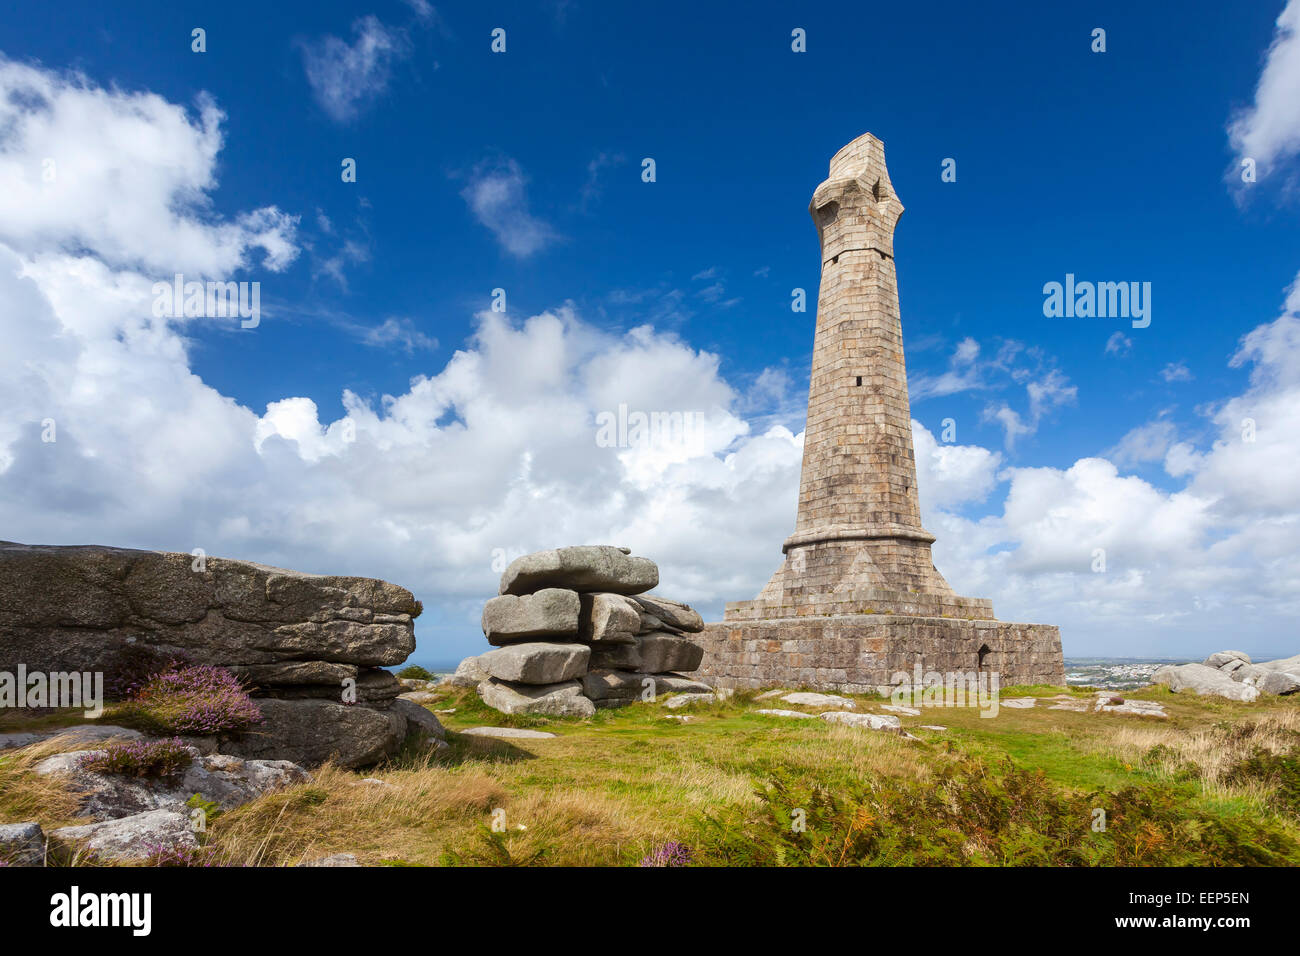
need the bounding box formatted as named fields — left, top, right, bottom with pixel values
left=827, top=132, right=887, bottom=179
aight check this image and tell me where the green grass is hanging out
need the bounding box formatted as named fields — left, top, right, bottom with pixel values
left=4, top=681, right=1298, bottom=866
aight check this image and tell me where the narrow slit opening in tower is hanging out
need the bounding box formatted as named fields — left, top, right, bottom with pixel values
left=855, top=376, right=862, bottom=386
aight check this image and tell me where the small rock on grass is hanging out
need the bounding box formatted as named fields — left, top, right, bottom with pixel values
left=781, top=692, right=855, bottom=709
left=460, top=726, right=557, bottom=739
left=52, top=809, right=197, bottom=863
left=819, top=711, right=902, bottom=734
left=754, top=709, right=818, bottom=719
left=663, top=692, right=716, bottom=709
left=1049, top=699, right=1090, bottom=712
left=0, top=822, right=46, bottom=866
left=999, top=698, right=1036, bottom=709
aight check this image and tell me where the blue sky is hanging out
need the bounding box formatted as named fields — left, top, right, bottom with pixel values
left=2, top=0, right=1300, bottom=667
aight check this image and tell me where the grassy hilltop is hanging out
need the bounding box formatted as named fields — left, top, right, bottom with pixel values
left=7, top=681, right=1298, bottom=867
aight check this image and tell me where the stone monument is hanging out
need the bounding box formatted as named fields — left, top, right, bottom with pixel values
left=694, top=133, right=1065, bottom=692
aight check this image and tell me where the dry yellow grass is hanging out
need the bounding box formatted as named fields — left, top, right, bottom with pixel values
left=0, top=733, right=119, bottom=827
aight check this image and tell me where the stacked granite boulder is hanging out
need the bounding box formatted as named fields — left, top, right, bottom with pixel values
left=466, top=546, right=711, bottom=717
left=0, top=541, right=435, bottom=768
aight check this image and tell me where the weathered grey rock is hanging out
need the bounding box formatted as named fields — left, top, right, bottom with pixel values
left=1204, top=650, right=1250, bottom=669
left=632, top=595, right=704, bottom=633
left=498, top=546, right=658, bottom=596
left=581, top=668, right=712, bottom=702
left=389, top=698, right=447, bottom=741
left=213, top=698, right=408, bottom=768
left=754, top=708, right=818, bottom=719
left=0, top=541, right=420, bottom=672
left=228, top=661, right=359, bottom=687
left=754, top=689, right=792, bottom=700
left=1256, top=670, right=1300, bottom=695
left=1152, top=663, right=1260, bottom=702
left=460, top=726, right=557, bottom=739
left=578, top=592, right=641, bottom=644
left=1257, top=653, right=1300, bottom=673
left=781, top=691, right=855, bottom=709
left=663, top=692, right=716, bottom=709
left=0, top=822, right=45, bottom=866
left=820, top=711, right=902, bottom=734
left=0, top=723, right=145, bottom=752
left=478, top=641, right=590, bottom=684
left=35, top=747, right=309, bottom=820
left=999, top=698, right=1036, bottom=709
left=399, top=690, right=439, bottom=704
left=481, top=589, right=581, bottom=644
left=260, top=667, right=400, bottom=703
left=477, top=678, right=595, bottom=718
left=442, top=656, right=489, bottom=688
left=1049, top=699, right=1091, bottom=712
left=1095, top=699, right=1168, bottom=718
left=1239, top=654, right=1300, bottom=694
left=589, top=632, right=704, bottom=673
left=52, top=808, right=197, bottom=862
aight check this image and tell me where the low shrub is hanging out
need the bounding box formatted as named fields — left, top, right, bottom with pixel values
left=1227, top=749, right=1300, bottom=815
left=104, top=643, right=191, bottom=701
left=78, top=738, right=193, bottom=778
left=141, top=843, right=221, bottom=867
left=638, top=841, right=692, bottom=867
left=123, top=665, right=262, bottom=736
left=693, top=755, right=1300, bottom=866
left=396, top=665, right=435, bottom=681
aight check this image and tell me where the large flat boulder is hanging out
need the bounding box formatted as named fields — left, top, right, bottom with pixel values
left=498, top=546, right=658, bottom=596
left=581, top=668, right=711, bottom=701
left=477, top=678, right=596, bottom=718
left=258, top=667, right=400, bottom=703
left=0, top=541, right=420, bottom=672
left=211, top=698, right=408, bottom=768
left=481, top=589, right=581, bottom=644
left=1152, top=663, right=1260, bottom=701
left=589, top=632, right=704, bottom=673
left=478, top=641, right=590, bottom=684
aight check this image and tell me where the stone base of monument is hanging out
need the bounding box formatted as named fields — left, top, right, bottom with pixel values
left=691, top=615, right=1065, bottom=695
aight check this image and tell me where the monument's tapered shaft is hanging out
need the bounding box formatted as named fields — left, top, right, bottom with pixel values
left=787, top=134, right=930, bottom=552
